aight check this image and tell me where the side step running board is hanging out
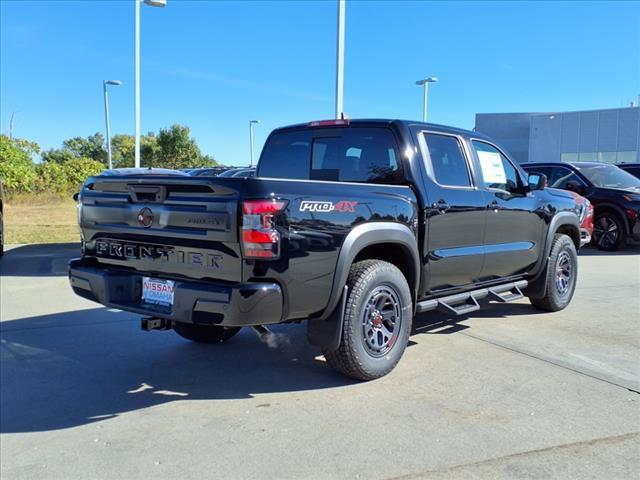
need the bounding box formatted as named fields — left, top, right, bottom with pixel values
left=488, top=283, right=525, bottom=303
left=416, top=280, right=528, bottom=316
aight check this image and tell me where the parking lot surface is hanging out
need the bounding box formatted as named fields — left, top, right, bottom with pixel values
left=1, top=244, right=639, bottom=479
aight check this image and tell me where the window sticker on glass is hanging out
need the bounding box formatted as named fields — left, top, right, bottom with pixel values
left=478, top=151, right=507, bottom=185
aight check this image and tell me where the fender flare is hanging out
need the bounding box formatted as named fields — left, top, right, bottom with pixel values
left=526, top=211, right=580, bottom=299
left=307, top=222, right=420, bottom=351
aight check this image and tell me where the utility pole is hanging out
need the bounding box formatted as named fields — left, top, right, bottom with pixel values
left=415, top=77, right=438, bottom=123
left=249, top=120, right=260, bottom=167
left=103, top=80, right=122, bottom=170
left=335, top=0, right=345, bottom=119
left=9, top=112, right=15, bottom=139
left=134, top=0, right=167, bottom=168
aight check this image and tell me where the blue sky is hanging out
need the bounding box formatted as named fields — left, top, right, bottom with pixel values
left=1, top=0, right=639, bottom=166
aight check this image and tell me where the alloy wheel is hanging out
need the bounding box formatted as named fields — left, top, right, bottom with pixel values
left=361, top=285, right=402, bottom=357
left=593, top=215, right=619, bottom=249
left=555, top=251, right=573, bottom=296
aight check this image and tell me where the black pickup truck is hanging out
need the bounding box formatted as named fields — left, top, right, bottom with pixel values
left=69, top=119, right=581, bottom=380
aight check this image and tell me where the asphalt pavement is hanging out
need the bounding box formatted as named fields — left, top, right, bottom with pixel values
left=1, top=243, right=639, bottom=479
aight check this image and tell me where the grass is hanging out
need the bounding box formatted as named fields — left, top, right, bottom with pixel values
left=4, top=194, right=80, bottom=244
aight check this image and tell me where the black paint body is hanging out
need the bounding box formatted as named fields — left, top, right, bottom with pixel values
left=69, top=120, right=581, bottom=327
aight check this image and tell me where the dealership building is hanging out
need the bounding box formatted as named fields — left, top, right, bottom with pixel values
left=474, top=106, right=639, bottom=165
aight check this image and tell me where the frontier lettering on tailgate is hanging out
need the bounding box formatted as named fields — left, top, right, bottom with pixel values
left=94, top=240, right=223, bottom=270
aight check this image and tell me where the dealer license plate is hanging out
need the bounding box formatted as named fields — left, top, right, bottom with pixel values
left=141, top=277, right=175, bottom=307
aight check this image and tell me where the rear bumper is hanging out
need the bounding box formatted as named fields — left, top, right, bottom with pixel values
left=68, top=258, right=283, bottom=327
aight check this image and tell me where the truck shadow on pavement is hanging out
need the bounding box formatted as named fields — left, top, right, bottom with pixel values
left=1, top=299, right=547, bottom=434
left=0, top=243, right=81, bottom=277
left=0, top=308, right=357, bottom=434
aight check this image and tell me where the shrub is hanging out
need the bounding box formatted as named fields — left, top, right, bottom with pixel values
left=1, top=133, right=104, bottom=196
left=35, top=161, right=68, bottom=193
left=0, top=135, right=39, bottom=192
left=60, top=158, right=105, bottom=192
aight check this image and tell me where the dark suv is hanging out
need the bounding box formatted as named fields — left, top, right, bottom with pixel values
left=522, top=162, right=640, bottom=250
left=617, top=163, right=640, bottom=179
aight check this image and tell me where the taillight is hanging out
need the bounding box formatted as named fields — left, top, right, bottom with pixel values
left=242, top=199, right=287, bottom=259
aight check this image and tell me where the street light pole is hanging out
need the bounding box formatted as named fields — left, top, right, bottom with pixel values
left=335, top=0, right=345, bottom=119
left=249, top=120, right=260, bottom=167
left=134, top=0, right=166, bottom=169
left=134, top=0, right=140, bottom=168
left=103, top=80, right=122, bottom=170
left=415, top=77, right=438, bottom=123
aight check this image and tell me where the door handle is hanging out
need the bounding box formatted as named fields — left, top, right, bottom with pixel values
left=432, top=199, right=450, bottom=214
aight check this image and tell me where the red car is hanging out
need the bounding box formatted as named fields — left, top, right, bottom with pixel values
left=568, top=191, right=594, bottom=246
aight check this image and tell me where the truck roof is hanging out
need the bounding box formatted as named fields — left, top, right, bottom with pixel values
left=271, top=119, right=491, bottom=141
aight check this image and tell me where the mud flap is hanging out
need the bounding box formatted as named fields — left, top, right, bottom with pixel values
left=523, top=258, right=549, bottom=299
left=307, top=285, right=347, bottom=351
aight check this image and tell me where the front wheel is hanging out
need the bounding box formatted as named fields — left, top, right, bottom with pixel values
left=323, top=260, right=413, bottom=381
left=173, top=322, right=241, bottom=344
left=529, top=234, right=578, bottom=312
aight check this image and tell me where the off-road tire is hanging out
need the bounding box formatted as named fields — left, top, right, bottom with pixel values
left=173, top=323, right=241, bottom=344
left=593, top=211, right=626, bottom=251
left=529, top=234, right=578, bottom=312
left=323, top=260, right=413, bottom=381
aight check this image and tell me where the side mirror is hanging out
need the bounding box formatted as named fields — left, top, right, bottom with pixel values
left=72, top=192, right=79, bottom=202
left=528, top=173, right=547, bottom=191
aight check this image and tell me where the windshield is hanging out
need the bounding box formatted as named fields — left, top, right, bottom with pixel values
left=577, top=164, right=640, bottom=189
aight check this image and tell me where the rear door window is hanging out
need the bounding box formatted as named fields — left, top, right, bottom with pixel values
left=422, top=133, right=472, bottom=187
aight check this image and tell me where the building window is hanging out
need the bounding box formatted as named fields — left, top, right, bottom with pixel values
left=561, top=151, right=638, bottom=164
left=561, top=153, right=579, bottom=163
left=597, top=152, right=617, bottom=164
left=617, top=151, right=638, bottom=164
left=578, top=152, right=597, bottom=162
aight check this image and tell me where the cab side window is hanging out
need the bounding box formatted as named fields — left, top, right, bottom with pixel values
left=423, top=133, right=472, bottom=187
left=472, top=141, right=519, bottom=192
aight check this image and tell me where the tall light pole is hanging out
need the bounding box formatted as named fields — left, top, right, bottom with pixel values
left=335, top=0, right=345, bottom=119
left=415, top=77, right=438, bottom=123
left=249, top=120, right=260, bottom=167
left=135, top=0, right=166, bottom=168
left=103, top=80, right=122, bottom=170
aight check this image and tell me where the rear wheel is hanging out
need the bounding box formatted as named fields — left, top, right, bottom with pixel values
left=593, top=212, right=625, bottom=251
left=173, top=322, right=241, bottom=344
left=529, top=234, right=578, bottom=312
left=323, top=260, right=413, bottom=381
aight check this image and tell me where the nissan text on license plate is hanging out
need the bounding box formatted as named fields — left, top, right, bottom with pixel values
left=142, top=277, right=175, bottom=307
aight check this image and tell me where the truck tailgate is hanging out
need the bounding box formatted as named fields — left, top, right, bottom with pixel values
left=79, top=175, right=242, bottom=282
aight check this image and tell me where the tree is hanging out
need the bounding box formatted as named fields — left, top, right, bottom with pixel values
left=62, top=133, right=106, bottom=163
left=150, top=124, right=218, bottom=169
left=42, top=132, right=107, bottom=165
left=111, top=134, right=135, bottom=168
left=41, top=148, right=77, bottom=164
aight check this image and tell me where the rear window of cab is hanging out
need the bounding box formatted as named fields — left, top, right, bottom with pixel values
left=257, top=127, right=403, bottom=184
